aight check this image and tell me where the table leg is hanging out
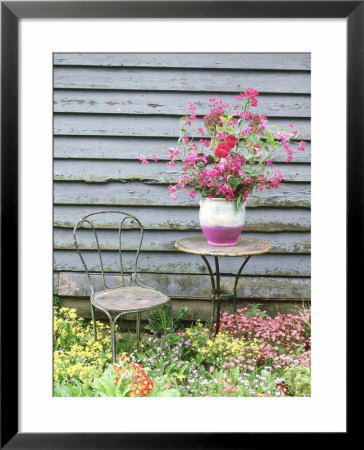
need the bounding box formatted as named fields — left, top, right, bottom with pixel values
left=214, top=257, right=222, bottom=335
left=233, top=256, right=251, bottom=336
left=210, top=294, right=216, bottom=335
left=201, top=255, right=217, bottom=334
left=201, top=254, right=252, bottom=336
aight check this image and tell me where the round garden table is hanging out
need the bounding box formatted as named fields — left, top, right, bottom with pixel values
left=175, top=236, right=271, bottom=335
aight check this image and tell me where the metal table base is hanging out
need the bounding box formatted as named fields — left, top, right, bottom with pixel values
left=201, top=254, right=251, bottom=335
left=175, top=236, right=272, bottom=336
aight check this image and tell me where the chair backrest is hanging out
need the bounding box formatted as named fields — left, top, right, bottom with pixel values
left=73, top=211, right=144, bottom=295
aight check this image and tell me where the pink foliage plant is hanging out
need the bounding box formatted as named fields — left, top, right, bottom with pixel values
left=218, top=307, right=311, bottom=373
left=138, top=89, right=306, bottom=203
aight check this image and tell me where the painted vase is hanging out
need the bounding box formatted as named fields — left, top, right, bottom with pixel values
left=199, top=198, right=246, bottom=246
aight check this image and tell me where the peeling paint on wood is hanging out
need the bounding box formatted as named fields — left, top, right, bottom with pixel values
left=54, top=91, right=311, bottom=118
left=60, top=297, right=309, bottom=321
left=53, top=180, right=311, bottom=208
left=54, top=53, right=311, bottom=70
left=54, top=137, right=311, bottom=163
left=54, top=160, right=311, bottom=183
left=54, top=115, right=311, bottom=139
left=54, top=205, right=311, bottom=232
left=54, top=250, right=311, bottom=276
left=53, top=53, right=311, bottom=299
left=56, top=272, right=311, bottom=300
left=54, top=67, right=311, bottom=94
left=54, top=228, right=311, bottom=254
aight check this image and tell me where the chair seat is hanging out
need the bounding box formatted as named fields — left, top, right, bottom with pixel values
left=92, top=286, right=169, bottom=312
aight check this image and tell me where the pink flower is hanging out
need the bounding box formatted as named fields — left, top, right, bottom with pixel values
left=168, top=184, right=177, bottom=201
left=200, top=139, right=211, bottom=147
left=297, top=141, right=306, bottom=152
left=284, top=142, right=293, bottom=162
left=275, top=131, right=289, bottom=143
left=187, top=102, right=197, bottom=121
left=238, top=111, right=251, bottom=120
left=152, top=153, right=158, bottom=162
left=242, top=87, right=259, bottom=106
left=137, top=155, right=148, bottom=164
left=182, top=136, right=190, bottom=144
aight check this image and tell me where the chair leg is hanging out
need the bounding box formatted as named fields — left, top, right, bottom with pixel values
left=91, top=304, right=97, bottom=342
left=136, top=312, right=141, bottom=342
left=107, top=316, right=116, bottom=363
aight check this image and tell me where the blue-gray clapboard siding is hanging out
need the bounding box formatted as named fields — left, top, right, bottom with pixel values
left=53, top=53, right=311, bottom=306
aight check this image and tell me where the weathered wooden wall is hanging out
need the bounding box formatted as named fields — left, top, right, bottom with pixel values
left=53, top=53, right=311, bottom=316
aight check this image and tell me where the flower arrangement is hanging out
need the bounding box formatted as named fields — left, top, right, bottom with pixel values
left=138, top=88, right=306, bottom=204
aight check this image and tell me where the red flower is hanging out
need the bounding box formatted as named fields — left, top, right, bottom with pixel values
left=225, top=134, right=237, bottom=148
left=214, top=142, right=231, bottom=158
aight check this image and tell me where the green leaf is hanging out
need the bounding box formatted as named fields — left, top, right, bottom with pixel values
left=152, top=389, right=181, bottom=397
left=230, top=178, right=242, bottom=189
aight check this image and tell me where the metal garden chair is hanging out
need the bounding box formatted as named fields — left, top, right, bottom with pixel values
left=73, top=211, right=173, bottom=362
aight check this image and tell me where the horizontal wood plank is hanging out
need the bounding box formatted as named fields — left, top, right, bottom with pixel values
left=54, top=67, right=311, bottom=94
left=54, top=205, right=311, bottom=232
left=54, top=250, right=311, bottom=276
left=56, top=272, right=311, bottom=300
left=53, top=181, right=311, bottom=208
left=54, top=53, right=311, bottom=70
left=54, top=160, right=311, bottom=184
left=59, top=297, right=310, bottom=321
left=54, top=114, right=311, bottom=139
left=55, top=228, right=311, bottom=254
left=54, top=90, right=311, bottom=118
left=53, top=136, right=311, bottom=163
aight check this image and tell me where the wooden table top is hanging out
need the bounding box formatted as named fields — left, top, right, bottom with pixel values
left=175, top=236, right=272, bottom=257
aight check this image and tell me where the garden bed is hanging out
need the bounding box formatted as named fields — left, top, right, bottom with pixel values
left=53, top=304, right=311, bottom=397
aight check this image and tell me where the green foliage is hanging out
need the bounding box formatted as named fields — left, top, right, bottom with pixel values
left=53, top=379, right=96, bottom=397
left=53, top=294, right=63, bottom=308
left=147, top=306, right=188, bottom=335
left=244, top=303, right=268, bottom=318
left=283, top=364, right=311, bottom=397
left=93, top=364, right=130, bottom=397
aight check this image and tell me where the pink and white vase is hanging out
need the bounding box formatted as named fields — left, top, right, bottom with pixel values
left=199, top=198, right=246, bottom=246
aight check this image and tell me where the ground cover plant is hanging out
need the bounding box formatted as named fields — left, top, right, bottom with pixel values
left=53, top=304, right=311, bottom=397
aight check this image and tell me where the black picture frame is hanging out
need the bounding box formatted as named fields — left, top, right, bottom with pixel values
left=1, top=1, right=358, bottom=448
